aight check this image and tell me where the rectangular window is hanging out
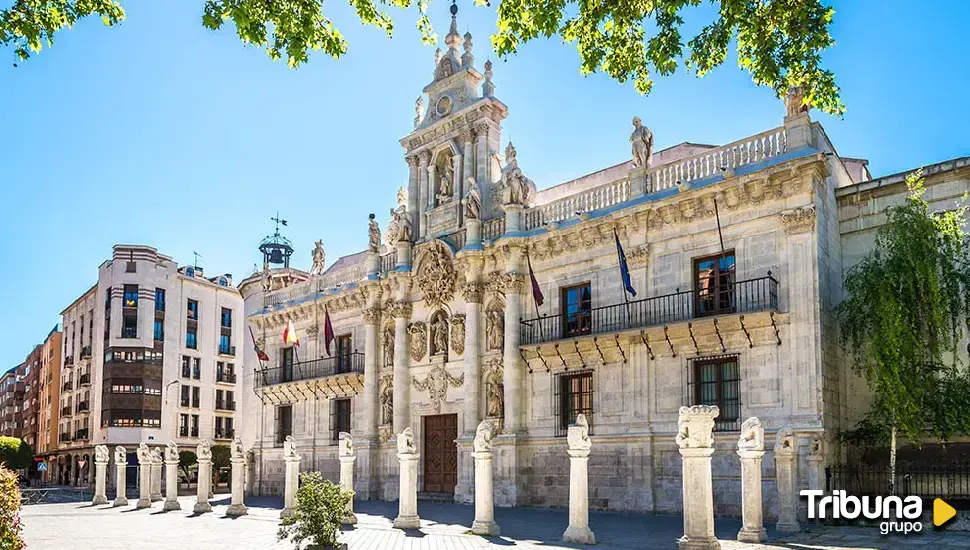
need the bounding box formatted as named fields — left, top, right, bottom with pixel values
left=181, top=356, right=191, bottom=378
left=126, top=261, right=136, bottom=273
left=180, top=385, right=190, bottom=407
left=123, top=285, right=138, bottom=308
left=333, top=398, right=351, bottom=442
left=691, top=355, right=741, bottom=432
left=693, top=252, right=737, bottom=317
left=277, top=405, right=293, bottom=444
left=121, top=315, right=137, bottom=339
left=555, top=370, right=593, bottom=437
left=336, top=335, right=352, bottom=373
left=187, top=299, right=198, bottom=320
left=193, top=358, right=201, bottom=380
left=221, top=308, right=232, bottom=328
left=219, top=334, right=232, bottom=355
left=226, top=390, right=235, bottom=410
left=281, top=347, right=295, bottom=383
left=155, top=288, right=165, bottom=311
left=186, top=327, right=197, bottom=349
left=561, top=283, right=592, bottom=338
left=179, top=414, right=189, bottom=437
left=191, top=414, right=199, bottom=437
left=153, top=319, right=164, bottom=341
left=192, top=386, right=200, bottom=408
left=216, top=389, right=224, bottom=410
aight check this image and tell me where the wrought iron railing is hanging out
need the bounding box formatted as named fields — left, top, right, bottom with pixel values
left=78, top=374, right=91, bottom=386
left=256, top=352, right=365, bottom=388
left=520, top=274, right=778, bottom=346
left=827, top=464, right=970, bottom=501
left=216, top=371, right=236, bottom=384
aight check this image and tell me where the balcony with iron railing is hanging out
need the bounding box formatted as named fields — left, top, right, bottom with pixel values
left=218, top=344, right=236, bottom=357
left=78, top=373, right=91, bottom=386
left=64, top=356, right=75, bottom=367
left=214, top=429, right=235, bottom=440
left=62, top=381, right=73, bottom=392
left=60, top=432, right=71, bottom=443
left=216, top=371, right=236, bottom=384
left=215, top=400, right=236, bottom=412
left=61, top=406, right=72, bottom=416
left=256, top=352, right=364, bottom=388
left=80, top=345, right=92, bottom=359
left=76, top=401, right=90, bottom=414
left=520, top=274, right=779, bottom=346
left=74, top=428, right=89, bottom=441
left=179, top=426, right=200, bottom=438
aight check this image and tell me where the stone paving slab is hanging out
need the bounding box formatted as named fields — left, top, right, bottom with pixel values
left=20, top=495, right=970, bottom=549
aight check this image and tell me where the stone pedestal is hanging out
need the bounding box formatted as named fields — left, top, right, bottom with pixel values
left=93, top=458, right=109, bottom=505
left=281, top=455, right=300, bottom=518
left=784, top=112, right=813, bottom=149
left=503, top=204, right=524, bottom=234
left=113, top=447, right=128, bottom=507
left=136, top=447, right=152, bottom=509
left=676, top=406, right=720, bottom=550
left=339, top=455, right=357, bottom=524
left=807, top=436, right=825, bottom=492
left=227, top=456, right=248, bottom=517
left=471, top=421, right=499, bottom=536
left=395, top=241, right=411, bottom=269
left=629, top=166, right=649, bottom=197
left=393, top=428, right=420, bottom=529
left=194, top=457, right=213, bottom=514
left=774, top=428, right=800, bottom=533
left=562, top=415, right=594, bottom=545
left=164, top=459, right=181, bottom=511
left=736, top=418, right=767, bottom=543
left=150, top=453, right=163, bottom=502
left=465, top=219, right=482, bottom=247
left=366, top=250, right=380, bottom=276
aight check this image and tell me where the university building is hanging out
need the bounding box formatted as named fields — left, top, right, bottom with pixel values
left=53, top=244, right=243, bottom=486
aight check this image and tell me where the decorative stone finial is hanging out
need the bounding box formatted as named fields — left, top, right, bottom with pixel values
left=784, top=86, right=808, bottom=117
left=774, top=426, right=796, bottom=455
left=462, top=31, right=474, bottom=68
left=482, top=60, right=495, bottom=97
left=368, top=213, right=381, bottom=252
left=338, top=432, right=354, bottom=457
left=165, top=441, right=178, bottom=462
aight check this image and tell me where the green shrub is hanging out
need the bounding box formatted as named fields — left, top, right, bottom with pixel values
left=277, top=472, right=352, bottom=549
left=210, top=445, right=230, bottom=470
left=0, top=466, right=25, bottom=550
left=178, top=451, right=197, bottom=480
left=0, top=438, right=32, bottom=471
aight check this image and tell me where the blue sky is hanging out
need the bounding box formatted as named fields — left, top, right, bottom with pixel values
left=1, top=1, right=968, bottom=368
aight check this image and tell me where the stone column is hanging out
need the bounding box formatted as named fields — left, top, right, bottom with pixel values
left=562, top=415, right=595, bottom=544
left=227, top=438, right=248, bottom=517
left=150, top=448, right=163, bottom=502
left=737, top=418, right=767, bottom=543
left=338, top=432, right=357, bottom=524
left=92, top=445, right=109, bottom=505
left=807, top=435, right=825, bottom=492
left=475, top=123, right=489, bottom=190
left=393, top=428, right=420, bottom=529
left=362, top=306, right=380, bottom=442
left=136, top=443, right=152, bottom=509
left=163, top=442, right=181, bottom=511
left=503, top=204, right=524, bottom=234
left=406, top=155, right=419, bottom=237
left=391, top=298, right=412, bottom=435
left=281, top=435, right=301, bottom=518
left=113, top=447, right=128, bottom=507
left=417, top=151, right=431, bottom=239
left=462, top=130, right=475, bottom=189
left=676, top=405, right=720, bottom=550
left=774, top=428, right=800, bottom=533
left=470, top=421, right=500, bottom=536
left=501, top=265, right=525, bottom=433
left=461, top=279, right=484, bottom=436
left=194, top=440, right=213, bottom=514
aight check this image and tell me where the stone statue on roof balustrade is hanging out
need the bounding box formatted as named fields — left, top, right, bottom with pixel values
left=499, top=142, right=536, bottom=207
left=630, top=116, right=654, bottom=169
left=309, top=240, right=326, bottom=275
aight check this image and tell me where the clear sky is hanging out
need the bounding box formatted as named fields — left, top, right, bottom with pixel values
left=1, top=1, right=968, bottom=368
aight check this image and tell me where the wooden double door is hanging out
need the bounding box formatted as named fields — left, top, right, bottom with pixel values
left=422, top=414, right=458, bottom=494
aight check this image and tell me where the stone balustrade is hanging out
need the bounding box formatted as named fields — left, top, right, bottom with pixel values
left=524, top=179, right=630, bottom=230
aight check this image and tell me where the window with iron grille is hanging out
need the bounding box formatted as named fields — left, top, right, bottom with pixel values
left=332, top=398, right=351, bottom=443
left=688, top=354, right=741, bottom=431
left=554, top=370, right=593, bottom=437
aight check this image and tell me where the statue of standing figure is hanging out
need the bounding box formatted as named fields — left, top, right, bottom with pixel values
left=630, top=116, right=654, bottom=169
left=463, top=177, right=482, bottom=220
left=431, top=313, right=449, bottom=355
left=309, top=240, right=326, bottom=275
left=368, top=214, right=382, bottom=253
left=500, top=143, right=536, bottom=207
left=437, top=163, right=454, bottom=205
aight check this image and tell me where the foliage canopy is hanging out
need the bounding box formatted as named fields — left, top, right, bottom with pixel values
left=0, top=466, right=25, bottom=550
left=2, top=0, right=843, bottom=114
left=0, top=437, right=33, bottom=471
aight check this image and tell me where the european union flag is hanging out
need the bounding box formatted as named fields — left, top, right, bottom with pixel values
left=614, top=230, right=637, bottom=297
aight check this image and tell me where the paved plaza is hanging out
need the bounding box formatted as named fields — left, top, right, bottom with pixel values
left=19, top=495, right=970, bottom=549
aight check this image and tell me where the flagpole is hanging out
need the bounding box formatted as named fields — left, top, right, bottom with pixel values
left=712, top=198, right=732, bottom=306
left=526, top=252, right=545, bottom=342
left=613, top=227, right=633, bottom=327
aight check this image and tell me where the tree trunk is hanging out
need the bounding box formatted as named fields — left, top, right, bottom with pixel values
left=889, top=425, right=897, bottom=496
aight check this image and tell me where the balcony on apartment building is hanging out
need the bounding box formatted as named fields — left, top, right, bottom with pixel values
left=214, top=429, right=235, bottom=440
left=62, top=380, right=74, bottom=392
left=256, top=352, right=364, bottom=388
left=78, top=373, right=91, bottom=387
left=520, top=273, right=779, bottom=347
left=64, top=356, right=75, bottom=367
left=59, top=432, right=72, bottom=443
left=80, top=345, right=92, bottom=359
left=61, top=406, right=72, bottom=417
left=74, top=428, right=89, bottom=441
left=216, top=370, right=236, bottom=384
left=218, top=343, right=236, bottom=357
left=76, top=401, right=90, bottom=414
left=214, top=399, right=236, bottom=412
left=178, top=426, right=200, bottom=438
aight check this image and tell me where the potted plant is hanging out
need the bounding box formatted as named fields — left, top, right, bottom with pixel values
left=278, top=472, right=353, bottom=550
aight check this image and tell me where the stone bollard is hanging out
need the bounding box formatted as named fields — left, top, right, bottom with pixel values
left=163, top=441, right=181, bottom=511
left=113, top=446, right=128, bottom=507
left=393, top=427, right=421, bottom=529
left=150, top=447, right=163, bottom=502
left=338, top=432, right=357, bottom=524
left=135, top=443, right=153, bottom=509
left=227, top=437, right=249, bottom=517
left=92, top=445, right=109, bottom=505
left=737, top=418, right=767, bottom=543
left=471, top=421, right=500, bottom=536
left=281, top=435, right=301, bottom=518
left=562, top=414, right=595, bottom=545
left=194, top=440, right=213, bottom=514
left=807, top=435, right=825, bottom=492
left=774, top=427, right=800, bottom=533
left=676, top=405, right=721, bottom=550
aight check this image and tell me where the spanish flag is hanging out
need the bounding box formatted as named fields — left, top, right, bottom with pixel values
left=283, top=320, right=300, bottom=347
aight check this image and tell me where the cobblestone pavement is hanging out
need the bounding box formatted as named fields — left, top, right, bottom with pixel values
left=20, top=495, right=970, bottom=549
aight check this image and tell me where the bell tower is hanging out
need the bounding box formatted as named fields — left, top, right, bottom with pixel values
left=401, top=1, right=508, bottom=242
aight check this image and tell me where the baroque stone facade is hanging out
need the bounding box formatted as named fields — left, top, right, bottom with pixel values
left=234, top=6, right=970, bottom=521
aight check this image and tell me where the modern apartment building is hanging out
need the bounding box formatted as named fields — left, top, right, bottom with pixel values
left=20, top=345, right=42, bottom=477
left=56, top=245, right=243, bottom=487
left=0, top=363, right=26, bottom=439
left=36, top=326, right=62, bottom=482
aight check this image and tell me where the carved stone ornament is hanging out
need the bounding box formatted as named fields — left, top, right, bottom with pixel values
left=483, top=357, right=504, bottom=418
left=397, top=427, right=417, bottom=455
left=460, top=282, right=484, bottom=304
left=675, top=405, right=719, bottom=449
left=368, top=214, right=382, bottom=253
left=379, top=373, right=394, bottom=425
left=136, top=442, right=151, bottom=464
left=630, top=116, right=654, bottom=169
left=499, top=142, right=537, bottom=207
left=416, top=241, right=457, bottom=308
left=809, top=435, right=824, bottom=457
left=231, top=437, right=244, bottom=460
left=197, top=439, right=212, bottom=461
left=473, top=420, right=494, bottom=453
left=165, top=441, right=178, bottom=462
left=310, top=240, right=326, bottom=275
left=567, top=413, right=592, bottom=451
left=485, top=307, right=504, bottom=351
left=382, top=324, right=395, bottom=367
left=626, top=244, right=650, bottom=267
left=785, top=86, right=809, bottom=117
left=362, top=308, right=380, bottom=325
left=493, top=273, right=525, bottom=295
left=95, top=445, right=110, bottom=463
left=408, top=322, right=427, bottom=361
left=389, top=300, right=412, bottom=320
left=780, top=205, right=817, bottom=234
left=150, top=447, right=163, bottom=465
left=379, top=425, right=392, bottom=444
left=282, top=435, right=299, bottom=460
left=412, top=364, right=464, bottom=413
left=450, top=315, right=465, bottom=355
left=114, top=446, right=127, bottom=464
left=737, top=417, right=765, bottom=452
left=430, top=311, right=449, bottom=356
left=774, top=426, right=796, bottom=455
left=338, top=432, right=354, bottom=458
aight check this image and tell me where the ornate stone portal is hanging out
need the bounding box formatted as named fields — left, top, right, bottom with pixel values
left=412, top=364, right=464, bottom=413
